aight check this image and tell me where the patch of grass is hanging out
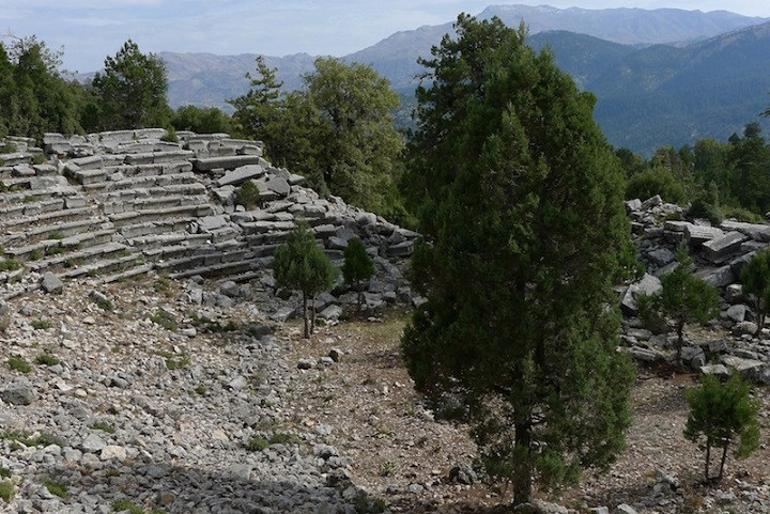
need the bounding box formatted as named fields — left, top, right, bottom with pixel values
left=244, top=436, right=269, bottom=452
left=29, top=249, right=43, bottom=261
left=32, top=154, right=46, bottom=165
left=46, top=245, right=67, bottom=256
left=189, top=312, right=239, bottom=333
left=43, top=478, right=68, bottom=498
left=268, top=432, right=302, bottom=446
left=48, top=231, right=65, bottom=240
left=149, top=309, right=177, bottom=331
left=35, top=353, right=60, bottom=366
left=0, top=259, right=22, bottom=272
left=22, top=195, right=42, bottom=204
left=153, top=275, right=174, bottom=295
left=0, top=480, right=14, bottom=503
left=379, top=461, right=396, bottom=477
left=157, top=350, right=190, bottom=371
left=0, top=467, right=10, bottom=479
left=0, top=143, right=15, bottom=153
left=7, top=355, right=32, bottom=373
left=93, top=297, right=114, bottom=312
left=91, top=421, right=116, bottom=434
left=112, top=499, right=144, bottom=514
left=194, top=384, right=207, bottom=396
left=1, top=430, right=65, bottom=448
left=31, top=319, right=52, bottom=330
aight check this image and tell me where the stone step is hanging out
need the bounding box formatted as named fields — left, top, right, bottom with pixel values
left=27, top=242, right=129, bottom=272
left=127, top=232, right=212, bottom=250
left=101, top=263, right=155, bottom=284
left=60, top=253, right=142, bottom=279
left=81, top=172, right=198, bottom=193
left=118, top=218, right=197, bottom=239
left=156, top=248, right=252, bottom=272
left=109, top=204, right=215, bottom=227
left=0, top=185, right=80, bottom=206
left=99, top=183, right=206, bottom=202
left=1, top=217, right=113, bottom=247
left=102, top=195, right=211, bottom=215
left=0, top=206, right=95, bottom=232
left=0, top=198, right=65, bottom=219
left=169, top=257, right=266, bottom=279
left=4, top=230, right=117, bottom=259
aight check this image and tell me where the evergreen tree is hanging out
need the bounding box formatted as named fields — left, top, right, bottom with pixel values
left=172, top=105, right=232, bottom=134
left=228, top=56, right=283, bottom=138
left=91, top=40, right=171, bottom=130
left=741, top=248, right=770, bottom=335
left=684, top=374, right=760, bottom=482
left=401, top=15, right=634, bottom=505
left=342, top=238, right=375, bottom=313
left=231, top=57, right=405, bottom=217
left=273, top=223, right=337, bottom=338
left=638, top=249, right=720, bottom=363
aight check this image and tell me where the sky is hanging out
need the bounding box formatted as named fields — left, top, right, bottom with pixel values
left=2, top=1, right=770, bottom=71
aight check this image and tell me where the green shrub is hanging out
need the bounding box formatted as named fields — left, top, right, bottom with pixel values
left=157, top=350, right=190, bottom=370
left=149, top=309, right=177, bottom=331
left=236, top=180, right=261, bottom=208
left=7, top=355, right=31, bottom=373
left=112, top=499, right=144, bottom=514
left=269, top=432, right=302, bottom=446
left=91, top=421, right=116, bottom=434
left=722, top=206, right=764, bottom=223
left=626, top=167, right=687, bottom=204
left=245, top=436, right=269, bottom=452
left=31, top=319, right=52, bottom=330
left=685, top=374, right=760, bottom=481
left=43, top=479, right=68, bottom=498
left=35, top=353, right=60, bottom=366
left=160, top=127, right=178, bottom=143
left=0, top=259, right=22, bottom=272
left=0, top=480, right=14, bottom=503
left=687, top=197, right=722, bottom=225
left=0, top=467, right=11, bottom=479
left=32, top=154, right=46, bottom=165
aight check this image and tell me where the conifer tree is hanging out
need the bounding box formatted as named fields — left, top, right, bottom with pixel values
left=638, top=249, right=720, bottom=363
left=684, top=374, right=760, bottom=481
left=401, top=14, right=635, bottom=506
left=228, top=56, right=283, bottom=138
left=342, top=238, right=375, bottom=313
left=274, top=223, right=337, bottom=338
left=741, top=248, right=770, bottom=335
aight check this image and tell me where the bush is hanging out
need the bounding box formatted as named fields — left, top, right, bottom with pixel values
left=342, top=237, right=375, bottom=313
left=684, top=374, right=760, bottom=481
left=7, top=355, right=32, bottom=373
left=149, top=309, right=177, bottom=331
left=0, top=259, right=22, bottom=272
left=35, top=353, right=60, bottom=366
left=245, top=436, right=269, bottom=452
left=31, top=319, right=52, bottom=330
left=236, top=180, right=261, bottom=209
left=43, top=479, right=68, bottom=498
left=626, top=167, right=687, bottom=204
left=0, top=480, right=14, bottom=503
left=687, top=197, right=722, bottom=225
left=111, top=499, right=144, bottom=514
left=722, top=206, right=764, bottom=223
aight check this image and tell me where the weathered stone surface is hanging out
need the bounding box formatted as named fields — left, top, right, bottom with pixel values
left=621, top=274, right=662, bottom=315
left=720, top=220, right=770, bottom=241
left=194, top=155, right=262, bottom=172
left=40, top=272, right=64, bottom=294
left=1, top=381, right=35, bottom=405
left=702, top=231, right=748, bottom=263
left=216, top=164, right=265, bottom=186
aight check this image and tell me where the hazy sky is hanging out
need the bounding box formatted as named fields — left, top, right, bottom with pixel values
left=2, top=1, right=769, bottom=71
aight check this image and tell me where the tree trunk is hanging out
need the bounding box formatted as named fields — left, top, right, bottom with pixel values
left=512, top=421, right=532, bottom=507
left=718, top=440, right=729, bottom=480
left=757, top=310, right=765, bottom=337
left=705, top=437, right=711, bottom=482
left=302, top=292, right=309, bottom=339
left=310, top=295, right=317, bottom=335
left=676, top=320, right=685, bottom=365
left=356, top=281, right=363, bottom=315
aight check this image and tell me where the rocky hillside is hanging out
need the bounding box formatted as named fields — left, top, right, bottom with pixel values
left=620, top=194, right=770, bottom=385
left=0, top=130, right=419, bottom=323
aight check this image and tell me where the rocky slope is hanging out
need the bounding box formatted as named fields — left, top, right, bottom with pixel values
left=0, top=130, right=419, bottom=324
left=620, top=194, right=770, bottom=385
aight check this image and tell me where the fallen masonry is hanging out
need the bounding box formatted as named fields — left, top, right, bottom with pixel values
left=1, top=130, right=420, bottom=321
left=622, top=195, right=770, bottom=384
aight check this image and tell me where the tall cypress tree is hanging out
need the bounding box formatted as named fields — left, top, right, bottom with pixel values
left=401, top=15, right=634, bottom=506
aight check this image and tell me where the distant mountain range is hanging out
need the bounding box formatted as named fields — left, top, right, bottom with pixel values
left=132, top=4, right=770, bottom=154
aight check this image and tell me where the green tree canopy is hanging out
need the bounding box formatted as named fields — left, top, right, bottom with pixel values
left=0, top=36, right=83, bottom=140
left=230, top=56, right=405, bottom=218
left=172, top=105, right=232, bottom=134
left=342, top=237, right=375, bottom=312
left=401, top=14, right=634, bottom=506
left=274, top=223, right=337, bottom=338
left=741, top=248, right=770, bottom=335
left=91, top=39, right=171, bottom=130
left=638, top=250, right=720, bottom=362
left=684, top=374, right=760, bottom=481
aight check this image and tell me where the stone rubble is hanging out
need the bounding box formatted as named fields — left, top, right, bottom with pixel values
left=622, top=195, right=770, bottom=383
left=1, top=130, right=419, bottom=321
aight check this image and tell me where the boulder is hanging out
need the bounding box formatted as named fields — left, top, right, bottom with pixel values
left=620, top=274, right=662, bottom=315
left=1, top=381, right=36, bottom=405
left=720, top=220, right=770, bottom=242
left=702, top=231, right=747, bottom=263
left=724, top=304, right=748, bottom=323
left=696, top=266, right=734, bottom=288
left=40, top=272, right=64, bottom=294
